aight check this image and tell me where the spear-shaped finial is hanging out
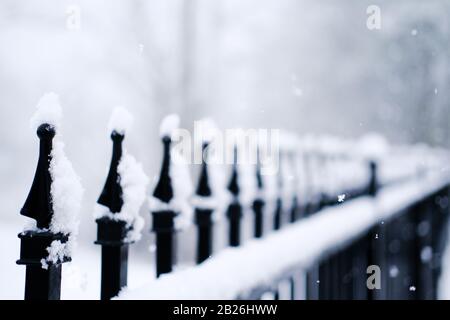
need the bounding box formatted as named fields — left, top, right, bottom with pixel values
left=153, top=114, right=180, bottom=204
left=228, top=145, right=240, bottom=197
left=20, top=123, right=56, bottom=229
left=153, top=136, right=174, bottom=203
left=97, top=131, right=124, bottom=213
left=196, top=142, right=212, bottom=197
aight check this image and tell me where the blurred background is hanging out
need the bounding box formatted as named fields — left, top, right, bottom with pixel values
left=0, top=0, right=449, bottom=299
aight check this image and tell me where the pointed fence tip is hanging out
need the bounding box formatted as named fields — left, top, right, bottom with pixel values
left=196, top=142, right=212, bottom=197
left=153, top=135, right=174, bottom=204
left=21, top=123, right=55, bottom=229
left=97, top=130, right=125, bottom=214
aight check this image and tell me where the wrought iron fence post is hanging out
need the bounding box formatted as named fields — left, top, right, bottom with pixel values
left=94, top=131, right=131, bottom=300
left=195, top=142, right=215, bottom=264
left=17, top=124, right=70, bottom=300
left=252, top=146, right=265, bottom=238
left=227, top=146, right=242, bottom=247
left=152, top=136, right=178, bottom=277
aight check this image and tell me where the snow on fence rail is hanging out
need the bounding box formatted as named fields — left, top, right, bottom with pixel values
left=118, top=170, right=450, bottom=300
left=16, top=93, right=450, bottom=300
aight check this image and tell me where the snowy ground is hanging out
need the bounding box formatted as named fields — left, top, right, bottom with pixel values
left=0, top=222, right=152, bottom=300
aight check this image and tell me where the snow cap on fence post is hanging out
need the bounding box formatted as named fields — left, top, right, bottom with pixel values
left=18, top=92, right=82, bottom=300
left=94, top=107, right=148, bottom=300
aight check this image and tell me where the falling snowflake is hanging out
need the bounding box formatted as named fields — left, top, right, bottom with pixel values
left=375, top=233, right=379, bottom=239
left=409, top=286, right=416, bottom=292
left=389, top=265, right=399, bottom=278
left=411, top=29, right=418, bottom=36
left=338, top=194, right=346, bottom=203
left=420, top=246, right=432, bottom=262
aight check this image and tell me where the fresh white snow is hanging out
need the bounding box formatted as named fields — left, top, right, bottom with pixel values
left=49, top=139, right=83, bottom=236
left=159, top=113, right=180, bottom=138
left=118, top=154, right=149, bottom=242
left=41, top=240, right=70, bottom=270
left=107, top=106, right=134, bottom=135
left=30, top=92, right=62, bottom=130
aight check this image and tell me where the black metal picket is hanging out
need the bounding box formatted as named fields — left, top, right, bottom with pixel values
left=17, top=124, right=70, bottom=300
left=95, top=130, right=131, bottom=300
left=252, top=146, right=265, bottom=238
left=227, top=146, right=243, bottom=247
left=152, top=135, right=178, bottom=277
left=195, top=142, right=215, bottom=264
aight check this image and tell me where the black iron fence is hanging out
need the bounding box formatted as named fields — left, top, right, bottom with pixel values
left=16, top=117, right=450, bottom=300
